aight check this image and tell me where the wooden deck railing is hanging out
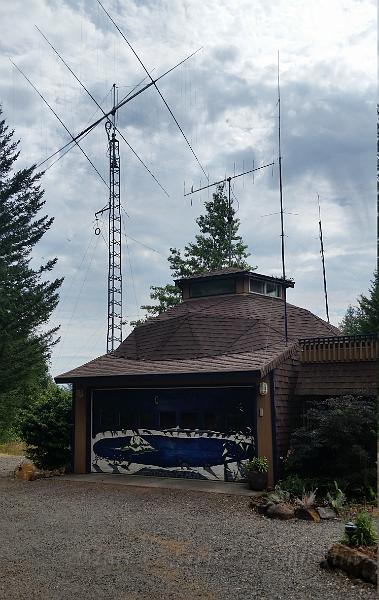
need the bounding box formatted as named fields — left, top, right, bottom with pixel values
left=298, top=334, right=377, bottom=363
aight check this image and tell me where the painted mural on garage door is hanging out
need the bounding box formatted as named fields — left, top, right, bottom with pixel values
left=91, top=387, right=256, bottom=481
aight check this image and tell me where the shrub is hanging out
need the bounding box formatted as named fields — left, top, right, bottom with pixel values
left=17, top=384, right=72, bottom=470
left=285, top=395, right=377, bottom=500
left=342, top=512, right=378, bottom=547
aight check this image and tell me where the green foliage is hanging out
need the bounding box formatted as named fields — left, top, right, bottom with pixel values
left=131, top=284, right=182, bottom=326
left=167, top=185, right=251, bottom=278
left=286, top=395, right=377, bottom=499
left=268, top=484, right=291, bottom=504
left=245, top=456, right=269, bottom=473
left=340, top=272, right=379, bottom=334
left=326, top=481, right=347, bottom=514
left=0, top=107, right=63, bottom=406
left=342, top=512, right=378, bottom=547
left=133, top=184, right=252, bottom=324
left=16, top=384, right=72, bottom=470
left=277, top=475, right=316, bottom=498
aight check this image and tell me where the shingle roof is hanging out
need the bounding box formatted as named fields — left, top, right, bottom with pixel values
left=55, top=292, right=339, bottom=382
left=174, top=267, right=294, bottom=287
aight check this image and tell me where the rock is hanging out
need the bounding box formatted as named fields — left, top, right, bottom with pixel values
left=316, top=506, right=337, bottom=520
left=326, top=542, right=377, bottom=585
left=248, top=500, right=273, bottom=515
left=266, top=503, right=295, bottom=520
left=294, top=507, right=321, bottom=522
left=14, top=462, right=37, bottom=481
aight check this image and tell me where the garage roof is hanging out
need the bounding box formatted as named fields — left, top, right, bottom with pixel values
left=55, top=291, right=338, bottom=383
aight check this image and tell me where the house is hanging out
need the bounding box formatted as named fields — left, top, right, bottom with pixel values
left=55, top=268, right=377, bottom=485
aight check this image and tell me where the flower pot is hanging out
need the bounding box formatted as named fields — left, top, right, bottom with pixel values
left=247, top=470, right=268, bottom=491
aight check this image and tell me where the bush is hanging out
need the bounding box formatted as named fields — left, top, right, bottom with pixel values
left=17, top=384, right=72, bottom=470
left=285, top=395, right=377, bottom=500
left=342, top=512, right=378, bottom=547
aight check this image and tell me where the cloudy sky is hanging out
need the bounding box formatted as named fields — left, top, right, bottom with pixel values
left=0, top=0, right=376, bottom=377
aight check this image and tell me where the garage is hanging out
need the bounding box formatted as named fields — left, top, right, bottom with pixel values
left=91, top=386, right=256, bottom=481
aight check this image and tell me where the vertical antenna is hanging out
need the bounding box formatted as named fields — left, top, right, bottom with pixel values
left=317, top=194, right=330, bottom=323
left=106, top=83, right=122, bottom=352
left=278, top=51, right=288, bottom=345
left=227, top=177, right=232, bottom=266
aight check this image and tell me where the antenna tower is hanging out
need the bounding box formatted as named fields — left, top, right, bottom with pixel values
left=13, top=4, right=206, bottom=355
left=96, top=85, right=122, bottom=352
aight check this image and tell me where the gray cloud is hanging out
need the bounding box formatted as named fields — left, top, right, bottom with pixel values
left=0, top=0, right=375, bottom=376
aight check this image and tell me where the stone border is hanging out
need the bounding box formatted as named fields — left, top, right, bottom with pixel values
left=321, top=542, right=377, bottom=585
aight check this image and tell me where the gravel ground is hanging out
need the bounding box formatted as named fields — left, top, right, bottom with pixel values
left=0, top=458, right=376, bottom=600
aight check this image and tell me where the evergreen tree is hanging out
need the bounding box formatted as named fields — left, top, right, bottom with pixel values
left=133, top=184, right=251, bottom=324
left=339, top=271, right=379, bottom=335
left=0, top=107, right=63, bottom=421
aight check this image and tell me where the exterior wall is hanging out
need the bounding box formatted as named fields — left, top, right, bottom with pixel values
left=256, top=375, right=274, bottom=487
left=272, top=357, right=301, bottom=479
left=295, top=361, right=377, bottom=397
left=73, top=384, right=88, bottom=474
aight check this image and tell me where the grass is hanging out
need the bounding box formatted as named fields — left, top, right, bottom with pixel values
left=0, top=441, right=24, bottom=455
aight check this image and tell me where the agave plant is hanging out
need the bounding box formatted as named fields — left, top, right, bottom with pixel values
left=295, top=488, right=318, bottom=508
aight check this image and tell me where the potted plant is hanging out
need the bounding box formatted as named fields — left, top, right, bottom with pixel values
left=245, top=456, right=269, bottom=490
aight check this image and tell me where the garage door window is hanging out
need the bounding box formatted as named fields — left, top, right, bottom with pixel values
left=159, top=411, right=176, bottom=429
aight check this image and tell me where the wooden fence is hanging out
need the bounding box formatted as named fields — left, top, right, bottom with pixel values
left=298, top=334, right=377, bottom=363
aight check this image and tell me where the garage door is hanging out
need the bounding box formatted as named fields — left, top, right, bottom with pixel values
left=91, top=387, right=256, bottom=481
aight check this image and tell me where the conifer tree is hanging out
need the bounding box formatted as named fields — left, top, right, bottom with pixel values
left=133, top=184, right=251, bottom=324
left=339, top=271, right=379, bottom=335
left=0, top=107, right=63, bottom=412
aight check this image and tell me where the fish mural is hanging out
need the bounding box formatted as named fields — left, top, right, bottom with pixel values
left=92, top=428, right=255, bottom=480
left=91, top=386, right=256, bottom=480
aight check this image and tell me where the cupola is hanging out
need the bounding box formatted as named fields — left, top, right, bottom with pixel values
left=174, top=267, right=294, bottom=301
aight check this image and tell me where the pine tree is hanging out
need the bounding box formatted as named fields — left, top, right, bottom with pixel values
left=0, top=107, right=63, bottom=421
left=133, top=184, right=251, bottom=324
left=339, top=272, right=379, bottom=335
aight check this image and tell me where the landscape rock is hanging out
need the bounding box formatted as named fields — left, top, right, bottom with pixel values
left=325, top=542, right=377, bottom=585
left=294, top=507, right=321, bottom=522
left=14, top=462, right=37, bottom=481
left=316, top=507, right=337, bottom=520
left=266, top=503, right=295, bottom=520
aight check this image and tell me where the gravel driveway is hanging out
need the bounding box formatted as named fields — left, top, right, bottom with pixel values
left=0, top=458, right=375, bottom=600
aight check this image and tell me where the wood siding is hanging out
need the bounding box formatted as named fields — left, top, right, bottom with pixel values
left=273, top=357, right=301, bottom=478
left=74, top=385, right=87, bottom=474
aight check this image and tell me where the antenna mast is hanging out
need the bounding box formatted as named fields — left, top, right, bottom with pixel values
left=185, top=163, right=274, bottom=265
left=277, top=51, right=288, bottom=345
left=317, top=194, right=330, bottom=323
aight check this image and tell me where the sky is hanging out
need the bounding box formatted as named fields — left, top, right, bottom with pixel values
left=0, top=0, right=376, bottom=377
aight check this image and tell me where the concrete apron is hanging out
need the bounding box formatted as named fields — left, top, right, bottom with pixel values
left=60, top=473, right=263, bottom=496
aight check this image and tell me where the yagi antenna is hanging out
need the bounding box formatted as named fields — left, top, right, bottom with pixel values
left=96, top=0, right=208, bottom=182
left=317, top=194, right=330, bottom=323
left=185, top=162, right=274, bottom=266
left=14, top=23, right=203, bottom=354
